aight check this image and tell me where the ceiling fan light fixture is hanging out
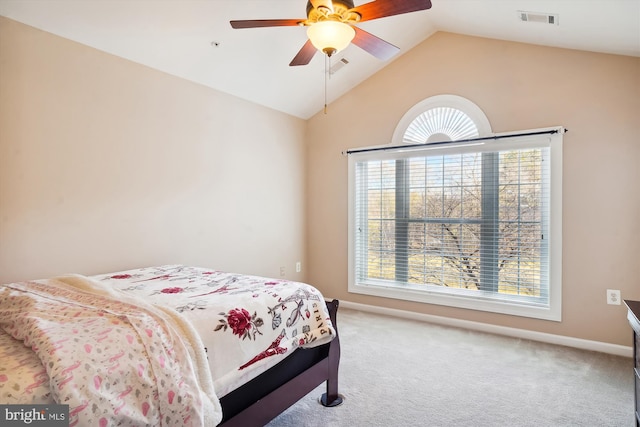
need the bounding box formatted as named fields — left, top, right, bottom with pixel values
left=307, top=20, right=355, bottom=56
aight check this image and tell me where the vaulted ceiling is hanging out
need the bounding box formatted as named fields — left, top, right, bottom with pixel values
left=1, top=0, right=638, bottom=119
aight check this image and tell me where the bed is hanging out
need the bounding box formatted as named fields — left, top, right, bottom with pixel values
left=0, top=265, right=343, bottom=426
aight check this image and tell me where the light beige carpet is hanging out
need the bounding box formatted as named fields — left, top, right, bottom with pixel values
left=268, top=308, right=633, bottom=426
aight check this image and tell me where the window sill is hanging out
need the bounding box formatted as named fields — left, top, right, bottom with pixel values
left=348, top=280, right=561, bottom=322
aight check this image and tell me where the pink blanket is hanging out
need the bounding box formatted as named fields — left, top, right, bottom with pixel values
left=0, top=277, right=221, bottom=426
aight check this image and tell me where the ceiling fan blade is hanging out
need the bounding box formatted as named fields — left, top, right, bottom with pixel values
left=230, top=19, right=302, bottom=29
left=351, top=26, right=399, bottom=61
left=289, top=39, right=318, bottom=66
left=352, top=0, right=432, bottom=22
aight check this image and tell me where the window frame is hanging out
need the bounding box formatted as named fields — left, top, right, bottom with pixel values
left=348, top=98, right=563, bottom=321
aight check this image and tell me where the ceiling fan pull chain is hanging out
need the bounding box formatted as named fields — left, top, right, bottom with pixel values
left=324, top=54, right=330, bottom=114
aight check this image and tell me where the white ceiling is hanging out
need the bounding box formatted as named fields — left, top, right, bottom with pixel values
left=1, top=0, right=639, bottom=119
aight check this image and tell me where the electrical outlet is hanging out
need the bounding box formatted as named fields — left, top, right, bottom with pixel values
left=296, top=262, right=301, bottom=273
left=606, top=289, right=621, bottom=305
left=280, top=266, right=285, bottom=276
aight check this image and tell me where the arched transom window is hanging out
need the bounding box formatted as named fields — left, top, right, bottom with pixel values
left=403, top=107, right=479, bottom=144
left=392, top=94, right=492, bottom=145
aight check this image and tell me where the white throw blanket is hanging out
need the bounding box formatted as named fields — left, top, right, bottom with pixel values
left=0, top=275, right=222, bottom=426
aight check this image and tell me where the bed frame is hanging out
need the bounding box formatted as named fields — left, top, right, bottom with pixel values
left=218, top=299, right=343, bottom=426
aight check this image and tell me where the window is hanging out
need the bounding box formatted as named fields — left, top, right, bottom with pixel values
left=348, top=96, right=563, bottom=321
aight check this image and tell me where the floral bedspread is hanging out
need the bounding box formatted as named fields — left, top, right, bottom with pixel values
left=95, top=265, right=336, bottom=397
left=0, top=276, right=221, bottom=426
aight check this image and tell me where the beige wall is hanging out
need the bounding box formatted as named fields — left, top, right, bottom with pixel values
left=306, top=32, right=640, bottom=347
left=0, top=17, right=308, bottom=283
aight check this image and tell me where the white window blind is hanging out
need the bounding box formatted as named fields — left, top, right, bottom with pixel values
left=348, top=129, right=563, bottom=320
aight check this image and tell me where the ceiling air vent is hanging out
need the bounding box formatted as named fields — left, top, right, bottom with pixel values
left=329, top=58, right=349, bottom=75
left=518, top=10, right=559, bottom=25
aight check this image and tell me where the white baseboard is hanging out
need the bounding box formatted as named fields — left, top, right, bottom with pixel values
left=337, top=300, right=633, bottom=358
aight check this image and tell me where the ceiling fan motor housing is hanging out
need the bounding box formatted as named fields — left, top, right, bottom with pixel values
left=306, top=0, right=357, bottom=21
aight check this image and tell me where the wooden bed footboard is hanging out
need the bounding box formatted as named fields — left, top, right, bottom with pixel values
left=219, top=299, right=342, bottom=426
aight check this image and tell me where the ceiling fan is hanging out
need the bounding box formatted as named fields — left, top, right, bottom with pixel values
left=230, top=0, right=433, bottom=66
